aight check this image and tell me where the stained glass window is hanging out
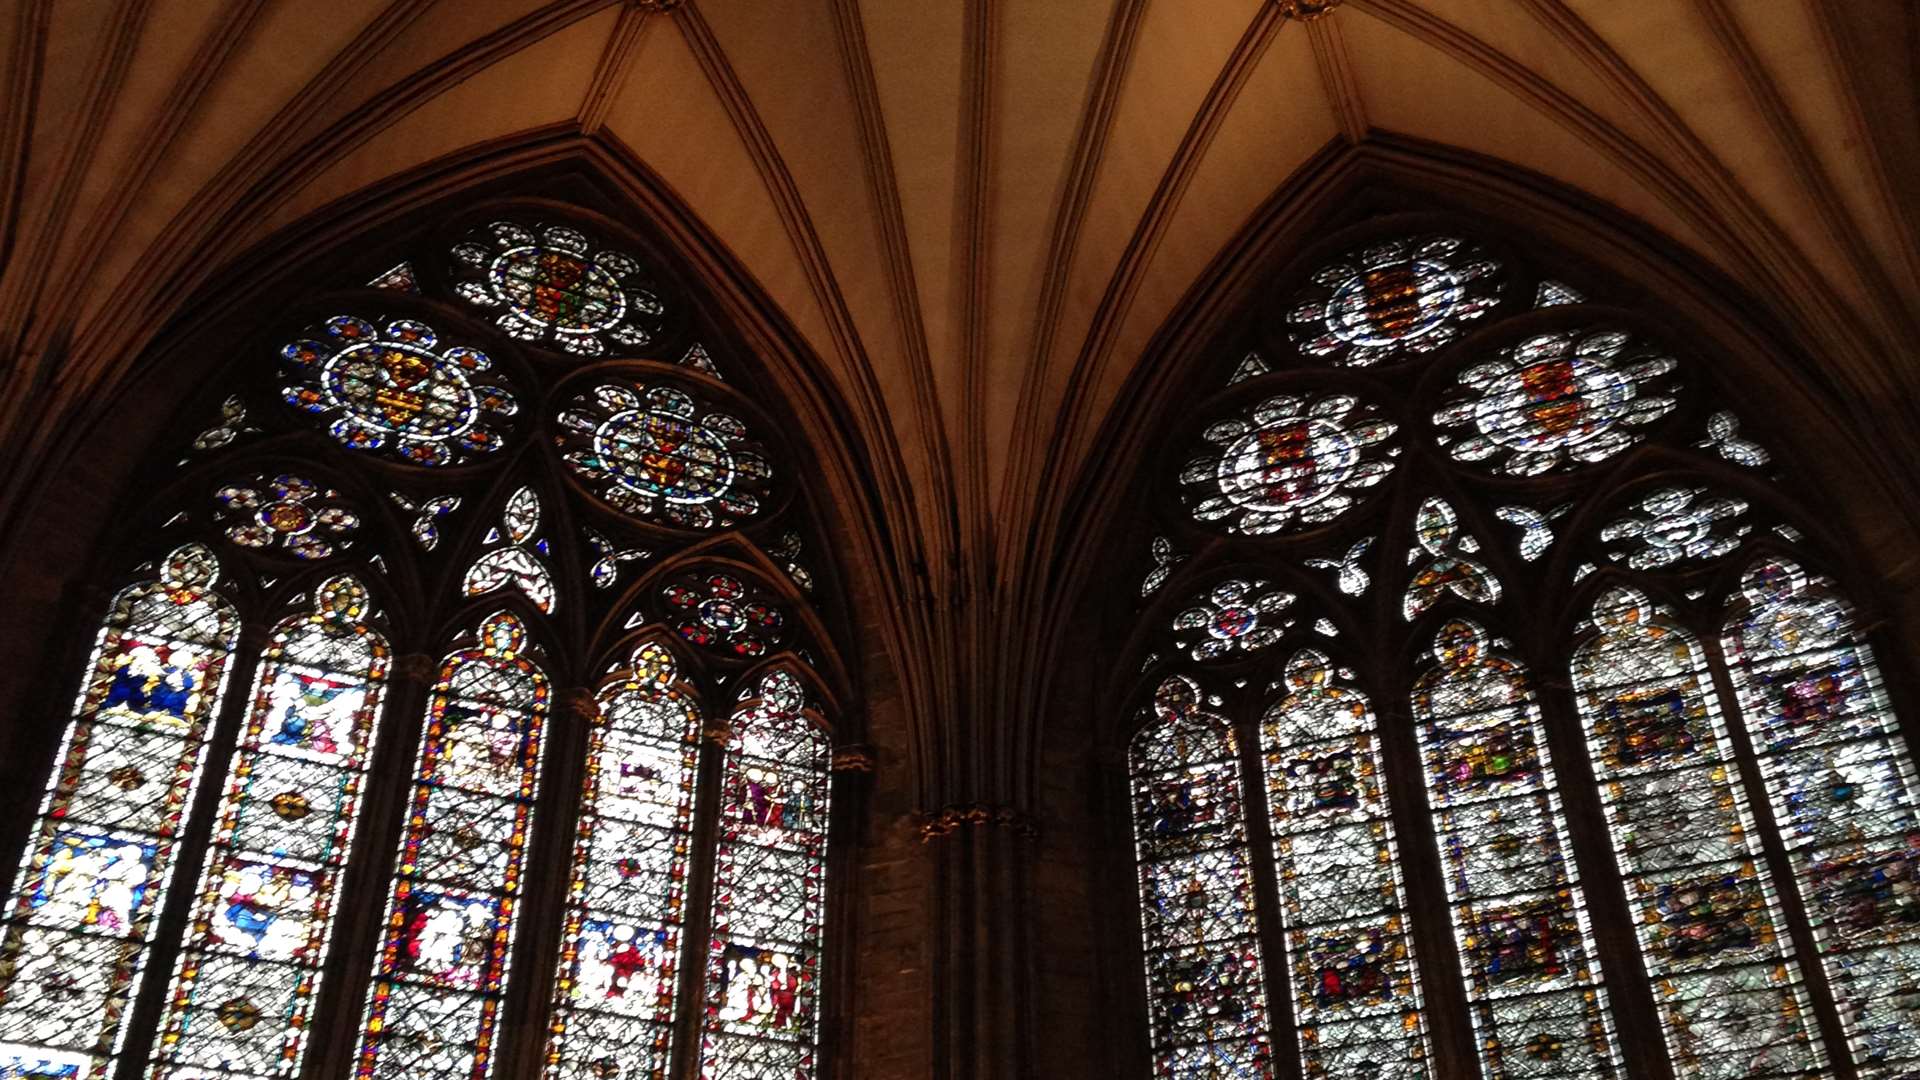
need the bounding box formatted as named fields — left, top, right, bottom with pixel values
left=545, top=641, right=703, bottom=1078
left=1261, top=650, right=1430, bottom=1076
left=1429, top=327, right=1679, bottom=477
left=1171, top=580, right=1295, bottom=661
left=214, top=474, right=361, bottom=559
left=1129, top=675, right=1274, bottom=1078
left=1120, top=216, right=1920, bottom=1080
left=0, top=544, right=240, bottom=1079
left=556, top=382, right=775, bottom=530
left=1571, top=588, right=1824, bottom=1077
left=700, top=669, right=833, bottom=1078
left=660, top=570, right=788, bottom=661
left=151, top=575, right=391, bottom=1080
left=450, top=221, right=666, bottom=356
left=1283, top=234, right=1504, bottom=367
left=1176, top=392, right=1398, bottom=536
left=13, top=201, right=849, bottom=1080
left=1722, top=559, right=1920, bottom=1074
left=354, top=611, right=548, bottom=1080
left=1411, top=620, right=1621, bottom=1078
left=462, top=486, right=557, bottom=613
left=280, top=315, right=517, bottom=466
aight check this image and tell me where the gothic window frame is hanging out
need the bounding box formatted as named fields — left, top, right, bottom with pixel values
left=1101, top=206, right=1920, bottom=1080
left=0, top=193, right=867, bottom=1080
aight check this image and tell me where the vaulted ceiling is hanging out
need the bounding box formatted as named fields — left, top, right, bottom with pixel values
left=2, top=0, right=1917, bottom=804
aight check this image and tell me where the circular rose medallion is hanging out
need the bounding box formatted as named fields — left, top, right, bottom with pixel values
left=1286, top=234, right=1503, bottom=367
left=1325, top=259, right=1464, bottom=348
left=1433, top=328, right=1680, bottom=477
left=282, top=315, right=515, bottom=466
left=491, top=247, right=626, bottom=333
left=1180, top=393, right=1397, bottom=536
left=558, top=381, right=774, bottom=530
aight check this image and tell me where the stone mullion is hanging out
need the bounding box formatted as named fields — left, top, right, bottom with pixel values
left=490, top=686, right=596, bottom=1079
left=668, top=718, right=729, bottom=1080
left=1530, top=664, right=1678, bottom=1080
left=1233, top=701, right=1306, bottom=1080
left=1372, top=691, right=1482, bottom=1080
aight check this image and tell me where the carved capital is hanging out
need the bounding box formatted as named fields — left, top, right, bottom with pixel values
left=830, top=744, right=876, bottom=773
left=918, top=803, right=1039, bottom=842
left=392, top=653, right=439, bottom=687
left=556, top=688, right=600, bottom=723
left=1275, top=0, right=1342, bottom=20
left=703, top=723, right=731, bottom=746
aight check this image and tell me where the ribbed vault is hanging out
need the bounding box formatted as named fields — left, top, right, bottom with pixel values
left=1, top=4, right=1918, bottom=1075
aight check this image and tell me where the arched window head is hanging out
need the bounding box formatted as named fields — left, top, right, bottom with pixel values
left=0, top=201, right=855, bottom=1080
left=1112, top=213, right=1920, bottom=1080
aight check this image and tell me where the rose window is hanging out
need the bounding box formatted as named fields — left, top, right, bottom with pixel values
left=450, top=221, right=667, bottom=356
left=280, top=315, right=516, bottom=466
left=1171, top=580, right=1296, bottom=661
left=1285, top=234, right=1502, bottom=367
left=1431, top=327, right=1679, bottom=476
left=661, top=572, right=786, bottom=659
left=557, top=382, right=774, bottom=530
left=212, top=474, right=360, bottom=559
left=1599, top=487, right=1751, bottom=569
left=1178, top=392, right=1397, bottom=536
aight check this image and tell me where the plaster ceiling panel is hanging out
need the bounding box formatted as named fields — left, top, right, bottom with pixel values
left=152, top=7, right=619, bottom=308
left=1042, top=0, right=1265, bottom=398
left=602, top=17, right=840, bottom=398
left=66, top=0, right=396, bottom=342
left=858, top=0, right=966, bottom=409
left=1390, top=0, right=1664, bottom=149
left=37, top=0, right=229, bottom=343
left=982, top=0, right=1118, bottom=501
left=699, top=0, right=905, bottom=417
left=1075, top=25, right=1338, bottom=480
left=1819, top=3, right=1920, bottom=285
left=1342, top=7, right=1726, bottom=291
left=1559, top=0, right=1867, bottom=319
left=1727, top=0, right=1917, bottom=296
left=270, top=0, right=574, bottom=153
left=3, top=0, right=95, bottom=275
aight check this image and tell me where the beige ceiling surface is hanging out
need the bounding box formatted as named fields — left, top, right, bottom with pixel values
left=2, top=0, right=1916, bottom=791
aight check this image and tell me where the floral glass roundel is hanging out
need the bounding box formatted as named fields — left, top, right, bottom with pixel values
left=450, top=221, right=666, bottom=356
left=1178, top=392, right=1397, bottom=535
left=661, top=571, right=786, bottom=659
left=1431, top=327, right=1680, bottom=476
left=212, top=474, right=360, bottom=559
left=1286, top=235, right=1502, bottom=367
left=557, top=382, right=774, bottom=530
left=280, top=315, right=516, bottom=466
